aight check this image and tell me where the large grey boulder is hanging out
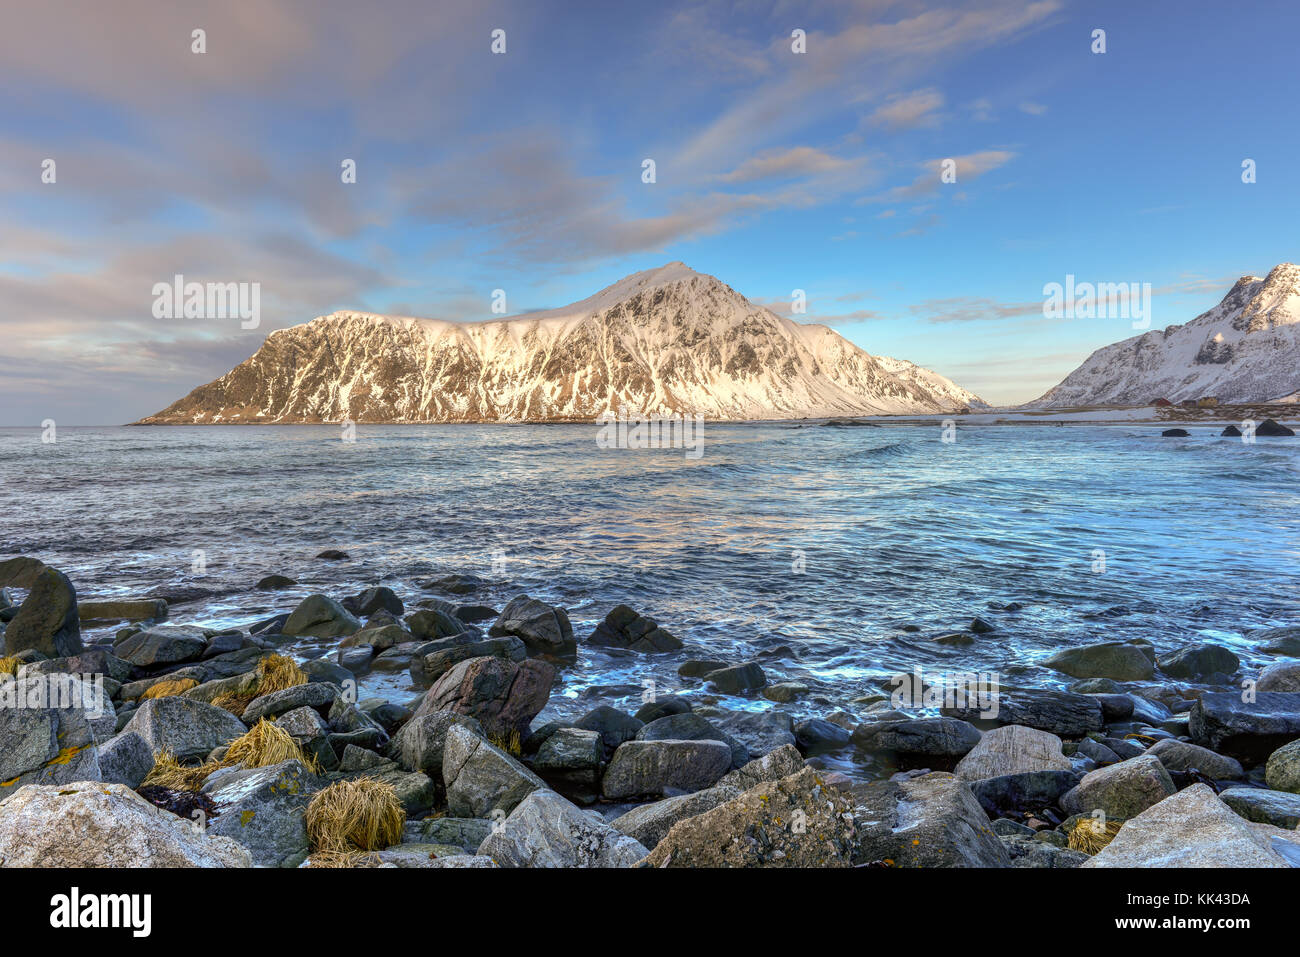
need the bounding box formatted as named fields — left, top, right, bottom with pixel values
left=709, top=709, right=796, bottom=756
left=3, top=566, right=82, bottom=658
left=389, top=710, right=484, bottom=778
left=0, top=782, right=251, bottom=866
left=114, top=625, right=207, bottom=668
left=1258, top=661, right=1300, bottom=693
left=704, top=661, right=766, bottom=694
left=943, top=688, right=1104, bottom=737
left=1157, top=642, right=1240, bottom=679
left=442, top=723, right=544, bottom=818
left=850, top=772, right=1011, bottom=868
left=636, top=712, right=748, bottom=768
left=478, top=789, right=647, bottom=867
left=1220, top=787, right=1300, bottom=829
left=602, top=739, right=732, bottom=799
left=1265, top=739, right=1300, bottom=793
left=1189, top=691, right=1300, bottom=763
left=586, top=604, right=683, bottom=653
left=283, top=594, right=361, bottom=638
left=411, top=635, right=526, bottom=688
left=1084, top=784, right=1296, bottom=867
left=1254, top=626, right=1300, bottom=657
left=1042, top=642, right=1155, bottom=681
left=1147, top=738, right=1244, bottom=780
left=242, top=682, right=340, bottom=725
left=124, top=696, right=247, bottom=761
left=489, top=595, right=575, bottom=657
left=1060, top=755, right=1176, bottom=819
left=97, top=731, right=154, bottom=788
left=203, top=759, right=325, bottom=867
left=0, top=674, right=115, bottom=787
left=852, top=717, right=981, bottom=766
left=954, top=725, right=1071, bottom=780
left=414, top=655, right=554, bottom=738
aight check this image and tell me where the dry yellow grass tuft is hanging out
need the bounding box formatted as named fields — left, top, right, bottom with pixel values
left=306, top=778, right=405, bottom=853
left=1067, top=817, right=1123, bottom=854
left=142, top=750, right=223, bottom=792
left=0, top=656, right=21, bottom=677
left=305, top=849, right=386, bottom=868
left=211, top=653, right=308, bottom=717
left=141, top=677, right=200, bottom=700
left=489, top=728, right=522, bottom=756
left=225, top=718, right=320, bottom=773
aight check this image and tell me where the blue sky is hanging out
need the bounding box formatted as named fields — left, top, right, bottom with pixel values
left=2, top=0, right=1298, bottom=423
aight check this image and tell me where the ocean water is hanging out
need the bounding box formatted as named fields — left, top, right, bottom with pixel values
left=2, top=422, right=1298, bottom=734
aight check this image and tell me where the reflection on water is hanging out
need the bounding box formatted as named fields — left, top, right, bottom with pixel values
left=1, top=422, right=1297, bottom=726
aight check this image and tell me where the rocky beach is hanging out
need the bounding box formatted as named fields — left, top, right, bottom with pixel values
left=4, top=551, right=1300, bottom=869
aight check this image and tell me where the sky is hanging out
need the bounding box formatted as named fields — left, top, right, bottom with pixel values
left=2, top=0, right=1298, bottom=424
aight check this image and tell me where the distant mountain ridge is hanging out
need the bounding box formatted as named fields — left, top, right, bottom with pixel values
left=1030, top=263, right=1300, bottom=407
left=137, top=263, right=983, bottom=424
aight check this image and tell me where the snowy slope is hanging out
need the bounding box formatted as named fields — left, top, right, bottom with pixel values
left=1030, top=263, right=1300, bottom=407
left=138, top=263, right=984, bottom=423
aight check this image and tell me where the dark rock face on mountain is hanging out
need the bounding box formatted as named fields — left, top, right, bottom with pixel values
left=137, top=264, right=981, bottom=424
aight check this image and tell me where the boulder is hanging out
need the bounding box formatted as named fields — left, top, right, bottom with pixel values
left=422, top=573, right=486, bottom=595
left=1060, top=755, right=1176, bottom=819
left=255, top=575, right=296, bottom=590
left=794, top=717, right=853, bottom=752
left=709, top=709, right=796, bottom=756
left=704, top=661, right=766, bottom=694
left=1219, top=787, right=1300, bottom=828
left=410, top=635, right=526, bottom=688
left=602, top=739, right=733, bottom=799
left=242, top=682, right=340, bottom=725
left=97, top=731, right=154, bottom=788
left=943, top=688, right=1104, bottom=737
left=636, top=712, right=748, bottom=768
left=1041, top=642, right=1155, bottom=681
left=1146, top=738, right=1244, bottom=780
left=403, top=816, right=493, bottom=851
left=970, top=770, right=1084, bottom=819
left=19, top=648, right=133, bottom=684
left=849, top=772, right=1011, bottom=867
left=124, top=696, right=248, bottom=762
left=203, top=759, right=325, bottom=867
left=954, top=725, right=1072, bottom=780
left=78, top=599, right=169, bottom=622
left=852, top=717, right=981, bottom=767
left=1189, top=691, right=1300, bottom=763
left=405, top=608, right=466, bottom=641
left=586, top=604, right=683, bottom=653
left=1265, top=739, right=1300, bottom=793
left=389, top=710, right=484, bottom=779
left=442, top=723, right=544, bottom=818
left=574, top=705, right=643, bottom=759
left=1258, top=661, right=1300, bottom=693
left=0, top=782, right=250, bottom=866
left=478, top=789, right=647, bottom=867
left=531, top=727, right=605, bottom=801
left=489, top=595, right=575, bottom=657
left=283, top=595, right=361, bottom=639
left=3, top=566, right=82, bottom=658
left=1256, top=418, right=1295, bottom=437
left=1084, top=784, right=1295, bottom=867
left=0, top=556, right=46, bottom=589
left=1157, top=642, right=1240, bottom=680
left=0, top=674, right=115, bottom=786
left=345, top=586, right=403, bottom=617
left=644, top=767, right=859, bottom=867
left=114, top=625, right=208, bottom=668
left=1254, top=626, right=1300, bottom=657
left=414, top=655, right=554, bottom=739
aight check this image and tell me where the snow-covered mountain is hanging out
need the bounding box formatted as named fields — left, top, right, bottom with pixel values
left=137, top=263, right=983, bottom=423
left=1030, top=263, right=1300, bottom=407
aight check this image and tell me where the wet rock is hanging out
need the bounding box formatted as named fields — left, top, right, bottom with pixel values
left=410, top=635, right=526, bottom=688
left=1003, top=835, right=1090, bottom=868
left=531, top=727, right=605, bottom=802
left=340, top=624, right=409, bottom=653
left=1084, top=784, right=1296, bottom=867
left=78, top=599, right=168, bottom=622
left=1070, top=677, right=1122, bottom=694
left=405, top=608, right=467, bottom=641
left=1091, top=694, right=1135, bottom=722
left=283, top=594, right=361, bottom=639
left=602, top=739, right=733, bottom=799
left=586, top=604, right=683, bottom=653
left=1147, top=738, right=1244, bottom=780
left=1060, top=755, right=1176, bottom=818
left=413, top=655, right=554, bottom=739
left=255, top=574, right=296, bottom=590
left=850, top=771, right=1010, bottom=867
left=1258, top=661, right=1300, bottom=693
left=943, top=688, right=1104, bottom=737
left=0, top=781, right=251, bottom=867
left=344, top=586, right=403, bottom=618
left=403, top=816, right=493, bottom=851
left=634, top=696, right=692, bottom=723
left=243, top=682, right=340, bottom=725
left=794, top=717, right=852, bottom=752
left=453, top=604, right=498, bottom=624
left=478, top=788, right=647, bottom=867
left=717, top=744, right=807, bottom=791
left=853, top=717, right=981, bottom=767
left=1219, top=787, right=1300, bottom=828
left=636, top=712, right=748, bottom=768
left=1161, top=428, right=1190, bottom=437
left=3, top=566, right=82, bottom=658
left=115, top=624, right=208, bottom=668
left=1221, top=424, right=1242, bottom=437
left=442, top=723, right=544, bottom=818
left=1254, top=626, right=1300, bottom=657
left=679, top=659, right=731, bottom=678
left=1157, top=642, right=1240, bottom=680
left=422, top=573, right=486, bottom=595
left=203, top=759, right=325, bottom=867
left=1256, top=418, right=1295, bottom=437
left=704, top=661, right=766, bottom=694
left=645, top=767, right=858, bottom=867
left=763, top=682, right=809, bottom=703
left=1042, top=641, right=1155, bottom=681
left=1265, top=739, right=1300, bottom=793
left=1074, top=738, right=1120, bottom=764
left=574, top=705, right=643, bottom=759
left=124, top=696, right=248, bottom=762
left=21, top=648, right=133, bottom=683
left=1189, top=691, right=1300, bottom=763
left=489, top=595, right=575, bottom=658
left=97, top=731, right=154, bottom=788
left=315, top=549, right=350, bottom=560
left=709, top=709, right=796, bottom=756
left=970, top=769, right=1083, bottom=819
left=954, top=725, right=1072, bottom=779
left=0, top=556, right=46, bottom=589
